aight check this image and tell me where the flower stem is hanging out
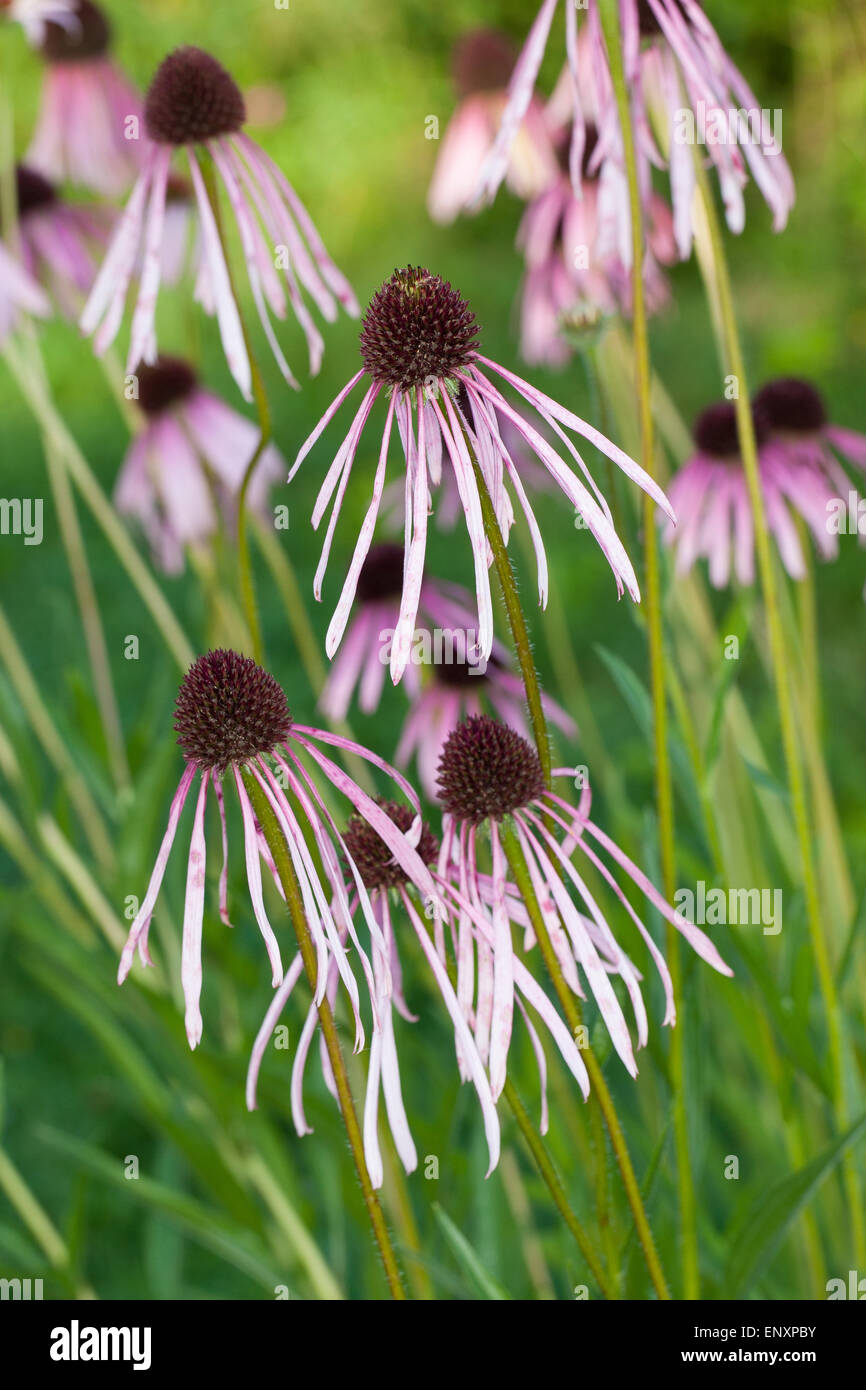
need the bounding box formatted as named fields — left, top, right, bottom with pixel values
left=500, top=821, right=671, bottom=1300
left=240, top=768, right=408, bottom=1300
left=471, top=459, right=551, bottom=786
left=502, top=1077, right=616, bottom=1298
left=600, top=0, right=693, bottom=1296
left=698, top=173, right=864, bottom=1266
left=201, top=160, right=269, bottom=666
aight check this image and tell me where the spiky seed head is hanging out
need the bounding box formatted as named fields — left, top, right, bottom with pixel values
left=145, top=47, right=246, bottom=146
left=174, top=650, right=292, bottom=773
left=359, top=266, right=480, bottom=392
left=437, top=714, right=545, bottom=823
left=342, top=798, right=439, bottom=892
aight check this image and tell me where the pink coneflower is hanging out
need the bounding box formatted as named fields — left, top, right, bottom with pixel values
left=1, top=0, right=74, bottom=46
left=118, top=650, right=442, bottom=1067
left=477, top=1, right=794, bottom=256
left=518, top=125, right=676, bottom=366
left=247, top=799, right=501, bottom=1184
left=397, top=652, right=577, bottom=801
left=319, top=542, right=488, bottom=722
left=435, top=716, right=732, bottom=1107
left=754, top=377, right=866, bottom=497
left=0, top=213, right=51, bottom=343
left=26, top=0, right=143, bottom=197
left=80, top=46, right=358, bottom=401
left=428, top=29, right=558, bottom=225
left=291, top=265, right=673, bottom=686
left=114, top=356, right=285, bottom=574
left=10, top=164, right=109, bottom=316
left=661, top=400, right=843, bottom=588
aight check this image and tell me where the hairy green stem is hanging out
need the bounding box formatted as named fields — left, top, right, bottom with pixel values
left=240, top=769, right=407, bottom=1300
left=501, top=821, right=671, bottom=1300
left=471, top=459, right=551, bottom=785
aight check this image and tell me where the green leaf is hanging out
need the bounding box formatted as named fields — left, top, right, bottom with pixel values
left=432, top=1203, right=511, bottom=1300
left=741, top=759, right=790, bottom=803
left=726, top=1111, right=866, bottom=1295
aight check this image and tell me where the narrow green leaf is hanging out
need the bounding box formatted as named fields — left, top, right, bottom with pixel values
left=432, top=1203, right=511, bottom=1300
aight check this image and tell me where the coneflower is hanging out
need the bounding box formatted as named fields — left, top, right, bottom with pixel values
left=118, top=650, right=439, bottom=1063
left=115, top=356, right=284, bottom=574
left=6, top=164, right=109, bottom=316
left=435, top=716, right=731, bottom=1110
left=427, top=29, right=558, bottom=226
left=26, top=0, right=144, bottom=196
left=291, top=264, right=673, bottom=685
left=80, top=45, right=358, bottom=400
left=662, top=399, right=845, bottom=587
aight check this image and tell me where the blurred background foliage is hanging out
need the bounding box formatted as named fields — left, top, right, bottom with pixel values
left=0, top=0, right=865, bottom=1299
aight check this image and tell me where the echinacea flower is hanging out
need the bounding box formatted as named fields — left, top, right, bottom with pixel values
left=754, top=377, right=866, bottom=499
left=115, top=356, right=285, bottom=574
left=518, top=125, right=676, bottom=366
left=247, top=799, right=502, bottom=1185
left=118, top=649, right=442, bottom=1064
left=1, top=0, right=75, bottom=46
left=319, top=542, right=492, bottom=722
left=435, top=716, right=732, bottom=1109
left=291, top=264, right=674, bottom=687
left=476, top=0, right=794, bottom=257
left=8, top=164, right=109, bottom=316
left=397, top=652, right=576, bottom=801
left=0, top=215, right=51, bottom=343
left=26, top=0, right=144, bottom=197
left=427, top=29, right=558, bottom=225
left=661, top=400, right=843, bottom=588
left=80, top=45, right=358, bottom=401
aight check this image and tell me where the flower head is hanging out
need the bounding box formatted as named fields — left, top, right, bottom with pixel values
left=427, top=29, right=558, bottom=225
left=435, top=715, right=732, bottom=1111
left=118, top=649, right=440, bottom=1071
left=115, top=355, right=285, bottom=573
left=0, top=176, right=52, bottom=341
left=5, top=164, right=109, bottom=315
left=26, top=0, right=144, bottom=196
left=292, top=264, right=674, bottom=686
left=80, top=45, right=358, bottom=400
left=1, top=0, right=75, bottom=46
left=661, top=396, right=853, bottom=587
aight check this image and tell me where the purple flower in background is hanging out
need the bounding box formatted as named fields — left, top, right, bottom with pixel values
left=428, top=29, right=558, bottom=225
left=10, top=164, right=110, bottom=315
left=80, top=46, right=358, bottom=400
left=247, top=799, right=502, bottom=1185
left=754, top=377, right=866, bottom=498
left=118, top=650, right=441, bottom=1063
left=114, top=356, right=285, bottom=574
left=517, top=125, right=676, bottom=366
left=476, top=0, right=794, bottom=257
left=661, top=399, right=849, bottom=587
left=0, top=189, right=52, bottom=341
left=292, top=265, right=673, bottom=686
left=319, top=542, right=489, bottom=722
left=435, top=716, right=732, bottom=1110
left=26, top=0, right=144, bottom=196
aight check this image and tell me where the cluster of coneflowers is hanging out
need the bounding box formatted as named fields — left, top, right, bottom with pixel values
left=1, top=0, right=861, bottom=1262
